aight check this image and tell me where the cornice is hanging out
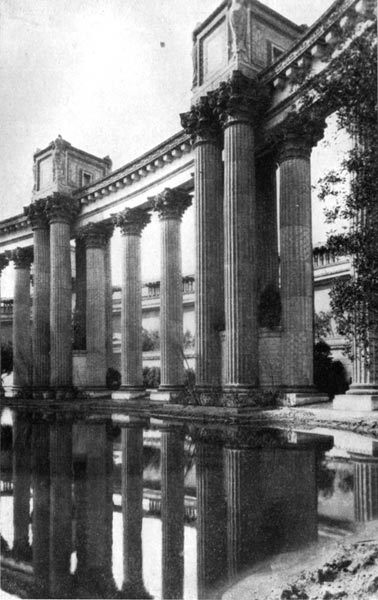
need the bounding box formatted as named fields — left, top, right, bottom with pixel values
left=75, top=131, right=192, bottom=207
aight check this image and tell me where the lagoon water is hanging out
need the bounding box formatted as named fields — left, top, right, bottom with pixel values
left=1, top=408, right=377, bottom=599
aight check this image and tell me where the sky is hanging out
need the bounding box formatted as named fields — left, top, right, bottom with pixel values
left=0, top=0, right=337, bottom=294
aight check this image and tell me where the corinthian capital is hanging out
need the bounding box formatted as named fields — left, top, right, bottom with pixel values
left=153, top=188, right=192, bottom=221
left=24, top=198, right=49, bottom=229
left=77, top=220, right=114, bottom=249
left=180, top=94, right=221, bottom=144
left=45, top=193, right=80, bottom=224
left=11, top=246, right=34, bottom=269
left=214, top=70, right=269, bottom=125
left=113, top=207, right=151, bottom=236
left=273, top=111, right=326, bottom=162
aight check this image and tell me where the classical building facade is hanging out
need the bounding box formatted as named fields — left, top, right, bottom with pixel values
left=0, top=0, right=376, bottom=409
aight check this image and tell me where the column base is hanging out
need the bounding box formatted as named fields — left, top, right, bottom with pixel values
left=280, top=388, right=329, bottom=407
left=221, top=386, right=259, bottom=408
left=80, top=387, right=111, bottom=399
left=333, top=391, right=378, bottom=412
left=191, top=385, right=222, bottom=406
left=150, top=386, right=186, bottom=404
left=112, top=387, right=149, bottom=403
left=32, top=386, right=79, bottom=401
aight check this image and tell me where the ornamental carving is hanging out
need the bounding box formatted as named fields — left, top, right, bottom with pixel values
left=180, top=94, right=221, bottom=144
left=45, top=193, right=80, bottom=224
left=113, top=207, right=151, bottom=236
left=24, top=198, right=49, bottom=229
left=11, top=246, right=34, bottom=269
left=0, top=253, right=9, bottom=273
left=153, top=188, right=192, bottom=221
left=272, top=111, right=326, bottom=162
left=77, top=220, right=114, bottom=249
left=214, top=70, right=270, bottom=124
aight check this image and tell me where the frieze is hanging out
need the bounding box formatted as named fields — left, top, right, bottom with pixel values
left=113, top=207, right=151, bottom=236
left=153, top=188, right=192, bottom=221
left=11, top=246, right=34, bottom=269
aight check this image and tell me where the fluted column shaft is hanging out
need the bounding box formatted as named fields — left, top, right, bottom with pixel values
left=105, top=238, right=113, bottom=369
left=32, top=224, right=50, bottom=388
left=113, top=209, right=150, bottom=395
left=12, top=412, right=31, bottom=559
left=224, top=118, right=258, bottom=388
left=12, top=248, right=33, bottom=389
left=161, top=426, right=185, bottom=599
left=194, top=137, right=224, bottom=390
left=31, top=418, right=50, bottom=596
left=353, top=458, right=378, bottom=521
left=74, top=238, right=86, bottom=350
left=49, top=417, right=73, bottom=598
left=256, top=156, right=279, bottom=295
left=154, top=189, right=191, bottom=394
left=122, top=423, right=148, bottom=596
left=196, top=439, right=227, bottom=598
left=279, top=137, right=314, bottom=389
left=50, top=218, right=73, bottom=388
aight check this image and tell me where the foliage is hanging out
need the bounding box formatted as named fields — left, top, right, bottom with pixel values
left=314, top=311, right=333, bottom=341
left=106, top=367, right=121, bottom=390
left=313, top=341, right=349, bottom=399
left=304, top=24, right=378, bottom=358
left=142, top=329, right=160, bottom=352
left=143, top=366, right=161, bottom=389
left=183, top=330, right=195, bottom=349
left=1, top=342, right=13, bottom=378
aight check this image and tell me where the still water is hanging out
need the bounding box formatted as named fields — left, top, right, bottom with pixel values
left=1, top=408, right=377, bottom=599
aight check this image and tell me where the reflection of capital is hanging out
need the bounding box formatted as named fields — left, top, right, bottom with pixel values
left=113, top=207, right=151, bottom=236
left=153, top=188, right=192, bottom=221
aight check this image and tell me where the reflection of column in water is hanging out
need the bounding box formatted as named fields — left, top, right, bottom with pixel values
left=31, top=414, right=50, bottom=597
left=49, top=414, right=73, bottom=598
left=12, top=411, right=31, bottom=560
left=196, top=437, right=227, bottom=599
left=121, top=420, right=150, bottom=598
left=161, top=425, right=185, bottom=600
left=224, top=442, right=318, bottom=579
left=353, top=456, right=378, bottom=522
left=78, top=420, right=115, bottom=597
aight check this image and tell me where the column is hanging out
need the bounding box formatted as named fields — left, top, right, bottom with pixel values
left=121, top=420, right=150, bottom=598
left=105, top=235, right=114, bottom=369
left=25, top=201, right=50, bottom=394
left=74, top=238, right=86, bottom=350
left=46, top=194, right=79, bottom=395
left=31, top=414, right=50, bottom=597
left=12, top=411, right=32, bottom=560
left=152, top=188, right=191, bottom=403
left=195, top=434, right=227, bottom=598
left=78, top=222, right=113, bottom=392
left=222, top=74, right=259, bottom=401
left=112, top=208, right=151, bottom=401
left=353, top=457, right=378, bottom=522
left=278, top=134, right=317, bottom=396
left=181, top=100, right=224, bottom=400
left=11, top=247, right=33, bottom=393
left=161, top=424, right=185, bottom=599
left=0, top=253, right=10, bottom=396
left=49, top=414, right=73, bottom=598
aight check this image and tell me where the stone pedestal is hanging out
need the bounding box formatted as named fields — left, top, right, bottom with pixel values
left=196, top=438, right=227, bottom=598
left=161, top=425, right=185, bottom=599
left=121, top=421, right=150, bottom=598
left=31, top=417, right=51, bottom=597
left=12, top=247, right=33, bottom=393
left=181, top=102, right=224, bottom=398
left=79, top=222, right=113, bottom=393
left=46, top=195, right=79, bottom=393
left=151, top=189, right=191, bottom=404
left=112, top=208, right=151, bottom=402
left=49, top=415, right=73, bottom=598
left=26, top=202, right=51, bottom=392
left=223, top=115, right=258, bottom=398
left=0, top=254, right=10, bottom=396
left=12, top=412, right=32, bottom=560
